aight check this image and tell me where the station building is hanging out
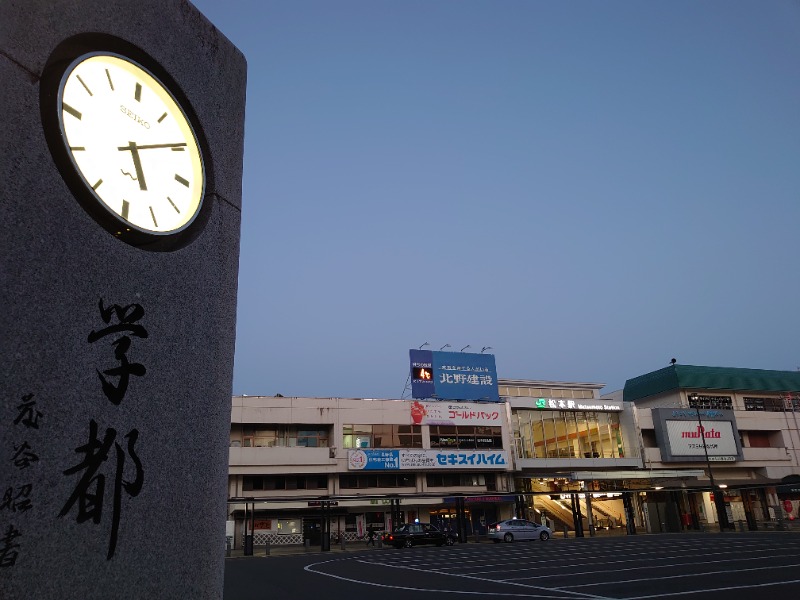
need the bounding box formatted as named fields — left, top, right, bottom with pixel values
left=227, top=377, right=649, bottom=547
left=226, top=365, right=800, bottom=547
left=502, top=379, right=647, bottom=533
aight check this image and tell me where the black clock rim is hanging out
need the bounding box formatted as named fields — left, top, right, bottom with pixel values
left=40, top=34, right=214, bottom=252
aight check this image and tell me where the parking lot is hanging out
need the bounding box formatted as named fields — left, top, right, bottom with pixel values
left=224, top=532, right=800, bottom=600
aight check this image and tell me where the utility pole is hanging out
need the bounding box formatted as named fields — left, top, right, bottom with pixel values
left=691, top=395, right=729, bottom=531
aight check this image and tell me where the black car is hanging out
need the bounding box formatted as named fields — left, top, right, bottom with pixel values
left=385, top=523, right=456, bottom=549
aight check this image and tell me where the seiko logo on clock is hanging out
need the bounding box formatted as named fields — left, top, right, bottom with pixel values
left=119, top=105, right=151, bottom=129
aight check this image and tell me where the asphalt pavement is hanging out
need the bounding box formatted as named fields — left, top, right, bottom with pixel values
left=224, top=530, right=800, bottom=600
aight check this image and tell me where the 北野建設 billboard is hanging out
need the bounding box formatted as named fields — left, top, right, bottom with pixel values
left=409, top=349, right=500, bottom=402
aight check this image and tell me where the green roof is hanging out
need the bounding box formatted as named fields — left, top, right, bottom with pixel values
left=623, top=365, right=800, bottom=402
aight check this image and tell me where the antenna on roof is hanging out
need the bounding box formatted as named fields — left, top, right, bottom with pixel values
left=418, top=342, right=430, bottom=349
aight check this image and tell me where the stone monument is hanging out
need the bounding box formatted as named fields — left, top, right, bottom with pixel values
left=0, top=1, right=246, bottom=597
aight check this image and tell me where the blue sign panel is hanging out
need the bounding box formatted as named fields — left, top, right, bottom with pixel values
left=347, top=449, right=509, bottom=470
left=409, top=349, right=500, bottom=402
left=348, top=449, right=400, bottom=470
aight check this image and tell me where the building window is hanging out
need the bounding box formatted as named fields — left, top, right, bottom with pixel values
left=338, top=473, right=415, bottom=489
left=687, top=394, right=732, bottom=410
left=243, top=474, right=328, bottom=491
left=430, top=426, right=502, bottom=449
left=343, top=425, right=422, bottom=449
left=277, top=519, right=301, bottom=535
left=743, top=397, right=786, bottom=412
left=512, top=410, right=626, bottom=459
left=745, top=431, right=772, bottom=448
left=295, top=429, right=328, bottom=447
left=425, top=472, right=496, bottom=490
left=239, top=425, right=330, bottom=448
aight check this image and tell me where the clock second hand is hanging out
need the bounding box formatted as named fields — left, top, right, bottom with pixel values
left=117, top=141, right=147, bottom=191
left=117, top=142, right=188, bottom=191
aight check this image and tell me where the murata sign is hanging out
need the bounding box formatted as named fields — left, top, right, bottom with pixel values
left=665, top=420, right=738, bottom=457
left=652, top=408, right=743, bottom=463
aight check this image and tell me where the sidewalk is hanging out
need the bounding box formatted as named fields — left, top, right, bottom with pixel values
left=225, top=525, right=800, bottom=558
left=226, top=540, right=393, bottom=558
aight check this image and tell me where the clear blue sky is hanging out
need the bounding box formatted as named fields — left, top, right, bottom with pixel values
left=190, top=0, right=800, bottom=398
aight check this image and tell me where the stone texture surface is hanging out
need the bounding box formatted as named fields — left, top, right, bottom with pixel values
left=0, top=1, right=245, bottom=598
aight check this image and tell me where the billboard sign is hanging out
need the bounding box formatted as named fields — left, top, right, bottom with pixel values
left=652, top=408, right=742, bottom=462
left=410, top=400, right=503, bottom=425
left=347, top=449, right=508, bottom=470
left=409, top=349, right=500, bottom=402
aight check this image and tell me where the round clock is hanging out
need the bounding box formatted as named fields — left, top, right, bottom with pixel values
left=52, top=51, right=205, bottom=244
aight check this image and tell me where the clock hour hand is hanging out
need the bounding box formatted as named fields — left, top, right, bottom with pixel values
left=117, top=141, right=148, bottom=191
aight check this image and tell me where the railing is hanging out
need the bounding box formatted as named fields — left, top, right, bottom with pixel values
left=245, top=530, right=377, bottom=546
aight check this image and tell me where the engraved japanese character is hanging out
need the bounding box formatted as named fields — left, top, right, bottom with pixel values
left=87, top=300, right=148, bottom=406
left=13, top=394, right=42, bottom=429
left=60, top=420, right=144, bottom=560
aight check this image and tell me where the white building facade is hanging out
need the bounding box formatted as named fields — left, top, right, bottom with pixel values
left=625, top=364, right=800, bottom=531
left=228, top=395, right=516, bottom=547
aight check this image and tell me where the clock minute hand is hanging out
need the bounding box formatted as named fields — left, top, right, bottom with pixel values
left=134, top=142, right=188, bottom=150
left=117, top=141, right=147, bottom=191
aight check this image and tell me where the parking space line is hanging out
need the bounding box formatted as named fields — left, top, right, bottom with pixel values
left=556, top=562, right=800, bottom=589
left=500, top=551, right=788, bottom=581
left=465, top=546, right=789, bottom=576
left=303, top=557, right=604, bottom=599
left=621, top=577, right=800, bottom=599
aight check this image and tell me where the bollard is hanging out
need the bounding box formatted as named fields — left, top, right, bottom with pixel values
left=304, top=538, right=311, bottom=551
left=563, top=526, right=568, bottom=539
left=377, top=535, right=383, bottom=549
left=265, top=540, right=270, bottom=556
left=340, top=535, right=346, bottom=550
left=225, top=539, right=231, bottom=558
left=737, top=520, right=745, bottom=532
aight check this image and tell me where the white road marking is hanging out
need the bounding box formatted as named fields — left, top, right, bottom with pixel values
left=305, top=555, right=614, bottom=599
left=622, top=577, right=800, bottom=599
left=555, top=561, right=800, bottom=589
left=303, top=558, right=583, bottom=598
left=500, top=550, right=784, bottom=581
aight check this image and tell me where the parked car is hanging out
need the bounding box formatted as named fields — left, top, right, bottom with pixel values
left=488, top=519, right=552, bottom=543
left=385, top=523, right=456, bottom=548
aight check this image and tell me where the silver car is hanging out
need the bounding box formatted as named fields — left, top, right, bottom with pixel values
left=488, top=519, right=552, bottom=543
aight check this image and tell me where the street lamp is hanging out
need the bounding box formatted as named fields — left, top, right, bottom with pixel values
left=689, top=393, right=729, bottom=531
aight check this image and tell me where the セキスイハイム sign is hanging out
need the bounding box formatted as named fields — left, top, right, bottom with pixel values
left=409, top=349, right=500, bottom=402
left=347, top=449, right=508, bottom=470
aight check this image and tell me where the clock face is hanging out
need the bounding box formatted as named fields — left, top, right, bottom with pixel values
left=57, top=53, right=204, bottom=236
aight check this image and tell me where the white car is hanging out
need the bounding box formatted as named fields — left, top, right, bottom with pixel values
left=488, top=519, right=552, bottom=543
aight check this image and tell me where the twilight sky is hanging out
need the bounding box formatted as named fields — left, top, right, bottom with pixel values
left=189, top=0, right=800, bottom=398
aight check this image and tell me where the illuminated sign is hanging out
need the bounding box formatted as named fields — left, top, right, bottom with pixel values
left=412, top=366, right=433, bottom=381
left=509, top=397, right=622, bottom=412
left=347, top=449, right=509, bottom=470
left=409, top=349, right=500, bottom=402
left=651, top=408, right=742, bottom=463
